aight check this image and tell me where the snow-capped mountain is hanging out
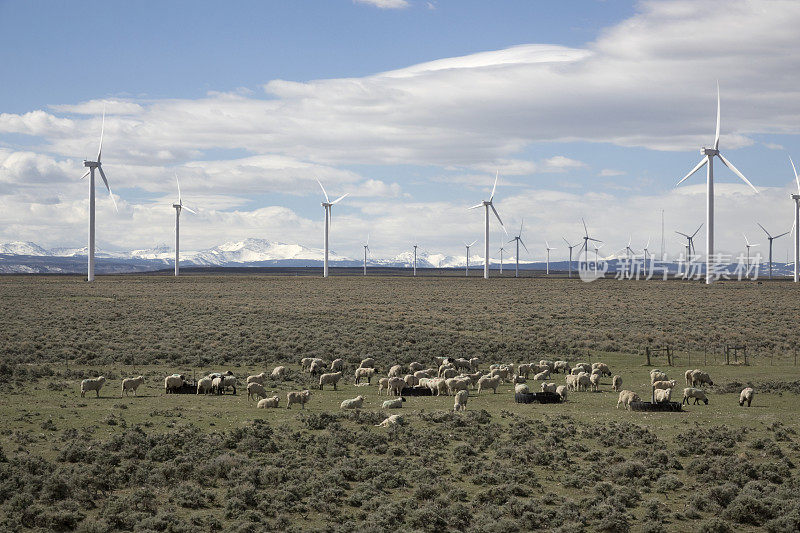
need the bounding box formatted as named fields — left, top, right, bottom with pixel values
left=0, top=241, right=51, bottom=256
left=188, top=238, right=354, bottom=265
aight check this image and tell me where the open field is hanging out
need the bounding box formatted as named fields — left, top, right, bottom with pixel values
left=1, top=275, right=799, bottom=532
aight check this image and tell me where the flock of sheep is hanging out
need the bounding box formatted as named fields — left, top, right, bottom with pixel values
left=78, top=355, right=756, bottom=428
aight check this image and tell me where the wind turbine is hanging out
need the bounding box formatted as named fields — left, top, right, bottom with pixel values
left=580, top=218, right=602, bottom=270
left=742, top=233, right=759, bottom=272
left=469, top=171, right=507, bottom=279
left=464, top=240, right=477, bottom=277
left=676, top=224, right=702, bottom=278
left=592, top=243, right=604, bottom=274
left=172, top=174, right=196, bottom=277
left=412, top=243, right=418, bottom=277
left=675, top=83, right=758, bottom=284
left=562, top=237, right=580, bottom=278
left=498, top=246, right=505, bottom=274
left=316, top=178, right=348, bottom=278
left=79, top=108, right=118, bottom=282
left=757, top=222, right=789, bottom=280
left=362, top=233, right=370, bottom=276
left=618, top=236, right=636, bottom=277
left=642, top=237, right=651, bottom=277
left=790, top=157, right=800, bottom=282
left=545, top=241, right=556, bottom=275
left=508, top=220, right=529, bottom=278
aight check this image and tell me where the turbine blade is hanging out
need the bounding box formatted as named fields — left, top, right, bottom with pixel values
left=757, top=222, right=770, bottom=238
left=366, top=232, right=370, bottom=247
left=490, top=204, right=507, bottom=234
left=645, top=236, right=650, bottom=249
left=79, top=170, right=90, bottom=180
left=175, top=173, right=182, bottom=203
left=520, top=239, right=529, bottom=254
left=714, top=81, right=721, bottom=150
left=469, top=202, right=484, bottom=210
left=582, top=217, right=588, bottom=237
left=315, top=177, right=330, bottom=203
left=692, top=223, right=703, bottom=238
left=790, top=156, right=800, bottom=194
left=489, top=170, right=498, bottom=201
left=743, top=233, right=750, bottom=246
left=97, top=166, right=118, bottom=212
left=182, top=206, right=197, bottom=214
left=331, top=193, right=348, bottom=204
left=589, top=238, right=603, bottom=243
left=519, top=218, right=524, bottom=237
left=675, top=231, right=690, bottom=238
left=718, top=154, right=758, bottom=193
left=562, top=236, right=570, bottom=247
left=97, top=106, right=105, bottom=162
left=469, top=240, right=477, bottom=247
left=676, top=158, right=708, bottom=186
left=775, top=231, right=790, bottom=239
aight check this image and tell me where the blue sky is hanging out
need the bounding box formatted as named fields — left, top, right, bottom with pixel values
left=1, top=0, right=799, bottom=263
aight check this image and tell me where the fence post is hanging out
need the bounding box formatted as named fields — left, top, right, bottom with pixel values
left=646, top=347, right=651, bottom=366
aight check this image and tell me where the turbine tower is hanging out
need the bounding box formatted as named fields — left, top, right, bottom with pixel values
left=316, top=178, right=348, bottom=278
left=464, top=240, right=477, bottom=277
left=757, top=223, right=789, bottom=280
left=676, top=83, right=758, bottom=284
left=579, top=218, right=602, bottom=270
left=742, top=233, right=759, bottom=273
left=642, top=237, right=651, bottom=278
left=172, top=174, right=196, bottom=277
left=592, top=243, right=604, bottom=274
left=362, top=233, right=370, bottom=276
left=545, top=241, right=555, bottom=275
left=469, top=171, right=507, bottom=279
left=498, top=246, right=504, bottom=274
left=79, top=109, right=118, bottom=282
left=562, top=238, right=580, bottom=278
left=790, top=157, right=800, bottom=282
left=508, top=220, right=529, bottom=278
left=676, top=224, right=703, bottom=278
left=412, top=243, right=418, bottom=277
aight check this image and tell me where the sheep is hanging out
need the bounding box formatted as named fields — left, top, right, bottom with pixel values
left=572, top=363, right=591, bottom=374
left=650, top=370, right=668, bottom=384
left=247, top=382, right=268, bottom=401
left=382, top=397, right=406, bottom=409
left=388, top=364, right=404, bottom=378
left=80, top=376, right=106, bottom=398
left=577, top=373, right=592, bottom=392
left=378, top=377, right=390, bottom=395
left=222, top=375, right=237, bottom=395
left=683, top=388, right=709, bottom=405
left=422, top=377, right=441, bottom=396
left=300, top=357, right=314, bottom=371
left=452, top=358, right=472, bottom=372
left=541, top=382, right=557, bottom=394
left=691, top=370, right=714, bottom=388
left=539, top=360, right=555, bottom=371
left=287, top=389, right=312, bottom=409
left=413, top=370, right=431, bottom=380
left=376, top=414, right=403, bottom=428
left=196, top=377, right=213, bottom=395
left=359, top=357, right=375, bottom=369
left=654, top=388, right=672, bottom=403
left=477, top=374, right=501, bottom=394
left=257, top=396, right=280, bottom=408
left=270, top=366, right=286, bottom=380
left=309, top=360, right=327, bottom=377
left=404, top=374, right=419, bottom=388
left=616, top=390, right=640, bottom=410
left=517, top=364, right=532, bottom=379
left=739, top=387, right=755, bottom=407
left=554, top=361, right=570, bottom=374
left=164, top=374, right=184, bottom=394
left=438, top=363, right=454, bottom=377
left=684, top=369, right=695, bottom=387
left=246, top=372, right=267, bottom=385
left=408, top=361, right=424, bottom=373
left=556, top=385, right=567, bottom=402
left=611, top=375, right=622, bottom=392
left=652, top=380, right=677, bottom=391
left=318, top=371, right=343, bottom=391
left=211, top=376, right=223, bottom=394
left=446, top=376, right=470, bottom=395
left=330, top=358, right=344, bottom=372
left=469, top=357, right=480, bottom=371
left=592, top=362, right=612, bottom=377
left=589, top=373, right=601, bottom=392
left=565, top=374, right=579, bottom=391
left=533, top=370, right=551, bottom=381
left=354, top=367, right=376, bottom=384
left=388, top=377, right=406, bottom=396
left=463, top=371, right=483, bottom=388
left=515, top=383, right=530, bottom=394
left=488, top=366, right=511, bottom=382
left=441, top=368, right=458, bottom=380
left=512, top=374, right=527, bottom=384
left=121, top=376, right=144, bottom=397
left=453, top=390, right=468, bottom=412
left=340, top=395, right=365, bottom=409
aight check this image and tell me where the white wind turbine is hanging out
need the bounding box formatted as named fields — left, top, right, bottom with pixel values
left=676, top=83, right=758, bottom=284
left=316, top=178, right=348, bottom=278
left=676, top=224, right=702, bottom=278
left=508, top=220, right=529, bottom=278
left=562, top=237, right=580, bottom=278
left=469, top=171, right=507, bottom=279
left=545, top=241, right=556, bottom=275
left=498, top=245, right=505, bottom=274
left=592, top=242, right=604, bottom=274
left=464, top=240, right=477, bottom=277
left=742, top=233, right=759, bottom=273
left=412, top=243, right=418, bottom=277
left=618, top=237, right=636, bottom=278
left=79, top=109, right=118, bottom=282
left=580, top=218, right=602, bottom=270
left=789, top=157, right=800, bottom=282
left=642, top=237, right=651, bottom=278
left=362, top=233, right=370, bottom=276
left=172, top=174, right=196, bottom=277
left=757, top=222, right=789, bottom=280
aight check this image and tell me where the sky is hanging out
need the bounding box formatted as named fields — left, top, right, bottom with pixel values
left=1, top=0, right=800, bottom=263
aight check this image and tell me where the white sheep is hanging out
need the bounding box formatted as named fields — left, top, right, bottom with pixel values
left=257, top=396, right=280, bottom=408
left=463, top=372, right=483, bottom=388
left=611, top=375, right=622, bottom=392
left=554, top=361, right=570, bottom=374
left=515, top=383, right=530, bottom=394
left=247, top=382, right=268, bottom=401
left=576, top=372, right=592, bottom=392
left=403, top=374, right=419, bottom=388
left=340, top=395, right=365, bottom=409
left=330, top=358, right=344, bottom=372
left=196, top=377, right=213, bottom=395
left=616, top=390, right=640, bottom=410
left=441, top=367, right=458, bottom=380
left=684, top=369, right=695, bottom=386
left=309, top=360, right=326, bottom=376
left=682, top=388, right=709, bottom=405
left=300, top=357, right=314, bottom=371
left=318, top=371, right=343, bottom=390
left=378, top=377, right=390, bottom=395
left=211, top=376, right=223, bottom=394
left=388, top=364, right=404, bottom=378
left=287, top=389, right=311, bottom=409
left=219, top=375, right=237, bottom=395
left=359, top=357, right=375, bottom=368
left=270, top=366, right=286, bottom=380
left=539, top=360, right=555, bottom=372
left=80, top=376, right=106, bottom=398
left=376, top=414, right=403, bottom=428
left=121, top=376, right=144, bottom=397
left=652, top=380, right=677, bottom=391
left=477, top=374, right=501, bottom=394
left=533, top=370, right=551, bottom=381
left=650, top=370, right=668, bottom=384
left=555, top=385, right=567, bottom=402
left=739, top=387, right=755, bottom=407
left=488, top=366, right=511, bottom=382
left=413, top=370, right=431, bottom=380
left=654, top=388, right=672, bottom=403
left=453, top=390, right=468, bottom=412
left=572, top=362, right=591, bottom=374
left=409, top=361, right=424, bottom=373
left=469, top=357, right=480, bottom=371
left=446, top=377, right=470, bottom=395
left=388, top=377, right=406, bottom=396
left=434, top=378, right=449, bottom=396
left=452, top=358, right=472, bottom=372
left=592, top=362, right=612, bottom=377
left=541, top=382, right=557, bottom=393
left=438, top=363, right=454, bottom=377
left=690, top=370, right=714, bottom=387
left=164, top=374, right=184, bottom=394
left=382, top=397, right=406, bottom=409
left=565, top=374, right=578, bottom=391
left=354, top=367, right=375, bottom=384
left=517, top=363, right=531, bottom=379
left=589, top=373, right=601, bottom=392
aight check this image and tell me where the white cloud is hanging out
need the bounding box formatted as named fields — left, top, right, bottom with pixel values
left=598, top=169, right=626, bottom=177
left=354, top=0, right=409, bottom=9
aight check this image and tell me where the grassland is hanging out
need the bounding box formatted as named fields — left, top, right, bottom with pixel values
left=1, top=274, right=799, bottom=532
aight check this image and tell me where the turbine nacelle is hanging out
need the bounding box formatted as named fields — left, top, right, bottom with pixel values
left=701, top=147, right=719, bottom=156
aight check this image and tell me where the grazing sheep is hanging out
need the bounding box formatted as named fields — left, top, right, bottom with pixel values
left=382, top=397, right=406, bottom=409
left=318, top=371, right=343, bottom=390
left=654, top=388, right=672, bottom=403
left=309, top=360, right=327, bottom=376
left=517, top=364, right=532, bottom=379
left=388, top=377, right=406, bottom=396
left=611, top=375, right=622, bottom=392
left=270, top=366, right=286, bottom=380
left=408, top=361, right=424, bottom=373
left=556, top=385, right=568, bottom=402
left=616, top=390, right=640, bottom=410
left=423, top=378, right=446, bottom=396
left=589, top=373, right=601, bottom=392
left=554, top=361, right=570, bottom=374
left=512, top=374, right=527, bottom=384
left=257, top=396, right=280, bottom=408
left=592, top=362, right=612, bottom=377
left=739, top=387, right=755, bottom=407
left=413, top=370, right=431, bottom=380
left=463, top=372, right=483, bottom=388
left=488, top=366, right=511, bottom=382
left=533, top=370, right=551, bottom=381
left=388, top=364, right=404, bottom=378
left=330, top=358, right=344, bottom=372
left=247, top=382, right=268, bottom=401
left=211, top=376, right=223, bottom=395
left=469, top=357, right=480, bottom=371
left=682, top=388, right=709, bottom=405
left=691, top=370, right=714, bottom=387
left=652, top=380, right=677, bottom=391
left=376, top=414, right=403, bottom=428
left=650, top=370, right=668, bottom=384
left=541, top=382, right=557, bottom=393
left=121, top=376, right=144, bottom=397
left=300, top=357, right=314, bottom=371
left=477, top=374, right=502, bottom=394
left=378, top=377, right=390, bottom=396
left=359, top=357, right=375, bottom=369
left=80, top=376, right=106, bottom=398
left=515, top=383, right=530, bottom=394
left=246, top=372, right=267, bottom=385
left=354, top=367, right=376, bottom=384
left=684, top=369, right=695, bottom=387
left=539, top=360, right=555, bottom=371
left=404, top=374, right=419, bottom=387
left=453, top=358, right=472, bottom=372
left=222, top=375, right=237, bottom=395
left=164, top=374, right=184, bottom=394
left=576, top=372, right=592, bottom=392
left=441, top=368, right=458, bottom=380
left=287, top=389, right=312, bottom=409
left=196, top=377, right=214, bottom=395
left=453, top=390, right=468, bottom=412
left=446, top=377, right=470, bottom=395
left=572, top=363, right=592, bottom=374
left=565, top=374, right=579, bottom=391
left=340, top=395, right=365, bottom=409
left=438, top=363, right=455, bottom=377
